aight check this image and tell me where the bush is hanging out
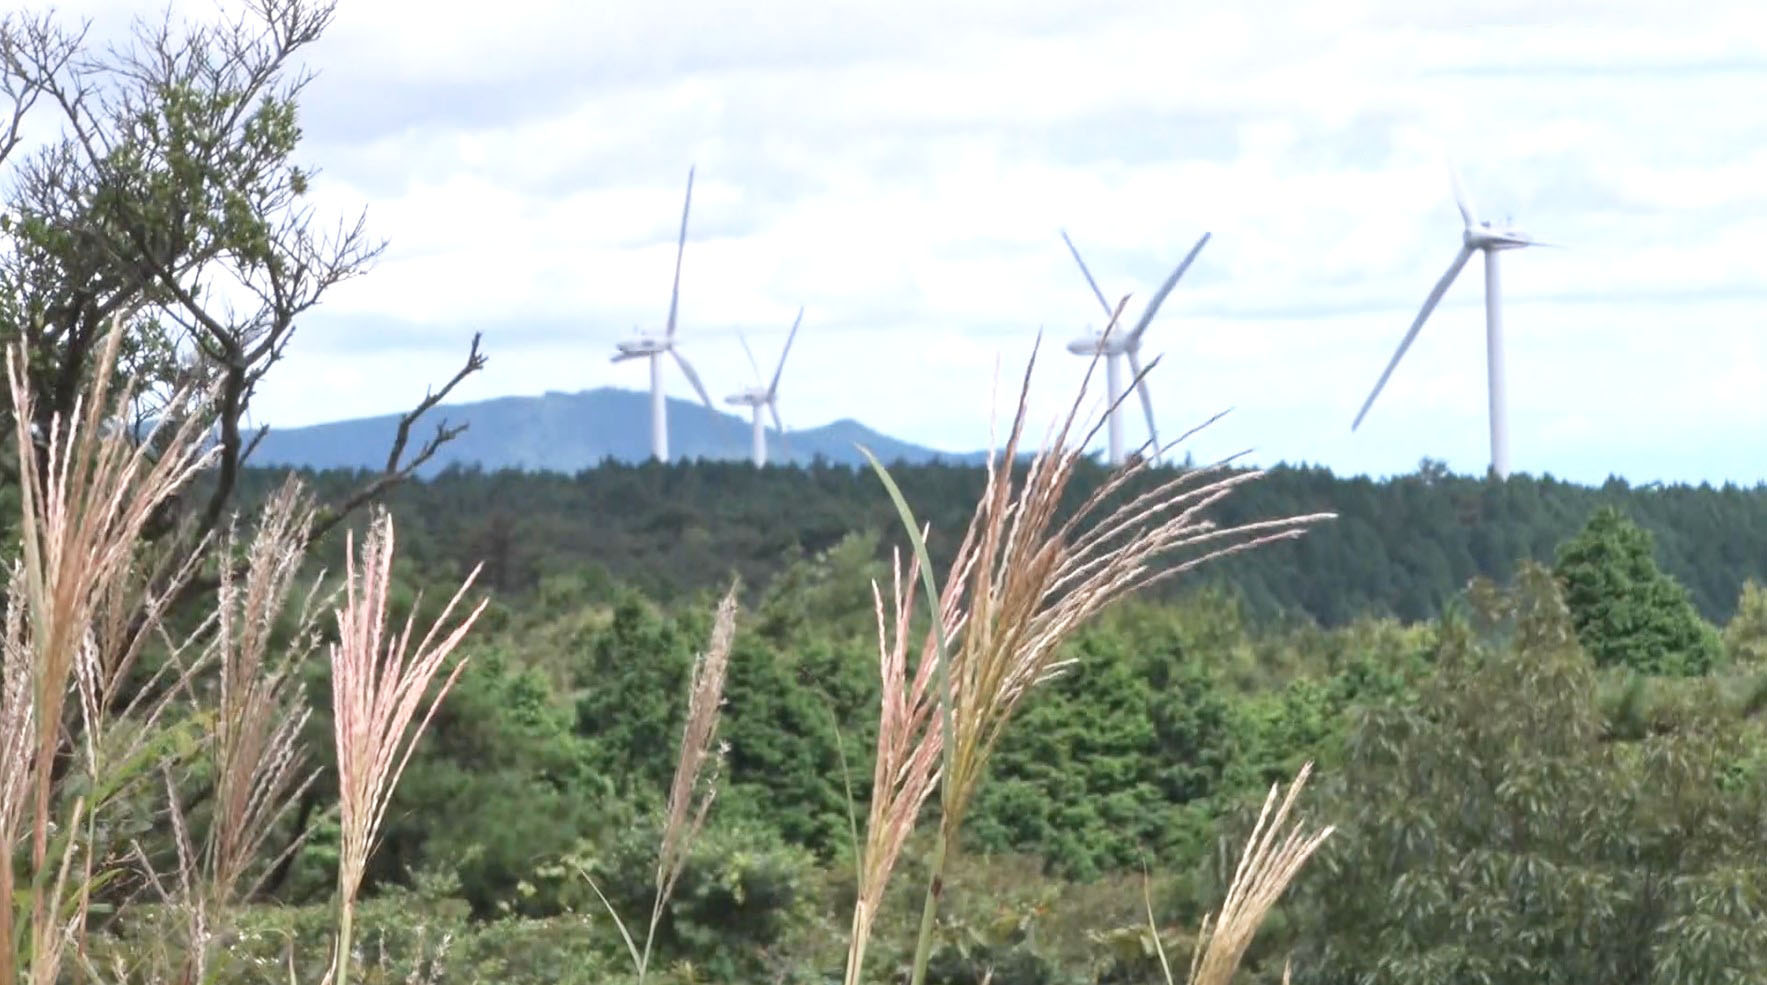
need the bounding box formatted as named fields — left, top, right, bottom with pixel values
left=567, top=816, right=818, bottom=981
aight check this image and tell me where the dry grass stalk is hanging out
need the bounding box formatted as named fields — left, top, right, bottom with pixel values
left=875, top=324, right=1333, bottom=985
left=84, top=524, right=211, bottom=735
left=133, top=476, right=329, bottom=983
left=934, top=335, right=1333, bottom=838
left=842, top=547, right=968, bottom=985
left=0, top=564, right=36, bottom=979
left=587, top=581, right=740, bottom=985
left=207, top=477, right=325, bottom=907
left=329, top=508, right=487, bottom=985
left=1, top=313, right=219, bottom=985
left=654, top=581, right=739, bottom=920
left=0, top=309, right=486, bottom=984
left=1178, top=762, right=1334, bottom=985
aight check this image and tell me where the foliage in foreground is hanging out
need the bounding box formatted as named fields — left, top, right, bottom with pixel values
left=272, top=529, right=1767, bottom=985
left=0, top=311, right=487, bottom=985
left=1296, top=564, right=1767, bottom=985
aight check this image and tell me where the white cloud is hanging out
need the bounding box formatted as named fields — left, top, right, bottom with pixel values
left=18, top=0, right=1767, bottom=483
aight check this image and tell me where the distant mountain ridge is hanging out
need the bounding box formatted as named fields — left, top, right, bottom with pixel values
left=250, top=386, right=983, bottom=475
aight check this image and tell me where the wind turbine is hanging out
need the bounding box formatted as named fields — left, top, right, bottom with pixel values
left=725, top=308, right=803, bottom=467
left=1060, top=229, right=1212, bottom=466
left=611, top=166, right=715, bottom=462
left=1351, top=169, right=1543, bottom=479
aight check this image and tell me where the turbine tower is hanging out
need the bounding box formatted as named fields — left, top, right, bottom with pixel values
left=612, top=166, right=715, bottom=461
left=724, top=308, right=803, bottom=467
left=1351, top=170, right=1542, bottom=479
left=1060, top=229, right=1211, bottom=466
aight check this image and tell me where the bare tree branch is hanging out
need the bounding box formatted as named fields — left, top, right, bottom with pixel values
left=0, top=13, right=76, bottom=169
left=308, top=332, right=488, bottom=544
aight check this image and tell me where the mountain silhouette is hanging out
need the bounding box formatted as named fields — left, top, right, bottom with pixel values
left=249, top=386, right=986, bottom=475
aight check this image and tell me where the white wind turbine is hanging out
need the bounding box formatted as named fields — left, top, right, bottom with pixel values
left=1061, top=229, right=1212, bottom=466
left=1351, top=169, right=1544, bottom=479
left=611, top=166, right=715, bottom=462
left=725, top=308, right=803, bottom=467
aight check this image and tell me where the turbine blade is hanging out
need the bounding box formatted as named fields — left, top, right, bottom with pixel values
left=738, top=331, right=762, bottom=385
left=1127, top=349, right=1160, bottom=463
left=768, top=399, right=784, bottom=434
left=1352, top=244, right=1475, bottom=431
left=1449, top=160, right=1478, bottom=227
left=1129, top=232, right=1211, bottom=343
left=671, top=347, right=714, bottom=409
left=769, top=307, right=803, bottom=398
left=1061, top=229, right=1115, bottom=319
left=666, top=165, right=694, bottom=339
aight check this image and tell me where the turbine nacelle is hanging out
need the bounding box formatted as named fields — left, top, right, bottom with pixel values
left=724, top=388, right=770, bottom=406
left=1452, top=166, right=1536, bottom=252
left=1464, top=222, right=1534, bottom=252
left=613, top=335, right=668, bottom=361
left=1066, top=331, right=1132, bottom=357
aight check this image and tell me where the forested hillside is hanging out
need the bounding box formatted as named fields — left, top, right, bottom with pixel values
left=103, top=489, right=1767, bottom=985
left=242, top=458, right=1767, bottom=628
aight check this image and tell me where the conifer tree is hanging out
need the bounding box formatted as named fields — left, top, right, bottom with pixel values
left=1554, top=506, right=1721, bottom=676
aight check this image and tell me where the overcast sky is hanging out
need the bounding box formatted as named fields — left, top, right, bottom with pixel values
left=45, top=1, right=1767, bottom=483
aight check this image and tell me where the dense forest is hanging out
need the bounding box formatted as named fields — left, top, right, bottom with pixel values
left=244, top=457, right=1767, bottom=627
left=134, top=456, right=1760, bottom=984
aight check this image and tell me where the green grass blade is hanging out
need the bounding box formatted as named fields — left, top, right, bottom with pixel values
left=1143, top=867, right=1177, bottom=985
left=859, top=445, right=959, bottom=985
left=576, top=864, right=646, bottom=978
left=826, top=708, right=863, bottom=884
left=857, top=445, right=955, bottom=779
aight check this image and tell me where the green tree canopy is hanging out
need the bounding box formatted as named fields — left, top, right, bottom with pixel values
left=1722, top=578, right=1767, bottom=668
left=1554, top=506, right=1722, bottom=675
left=1295, top=563, right=1767, bottom=985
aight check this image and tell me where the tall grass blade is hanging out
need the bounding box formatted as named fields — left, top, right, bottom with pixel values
left=1144, top=870, right=1177, bottom=985
left=858, top=447, right=957, bottom=985
left=579, top=866, right=646, bottom=977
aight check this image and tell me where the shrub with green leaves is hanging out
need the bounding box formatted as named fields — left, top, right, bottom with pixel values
left=379, top=644, right=615, bottom=917
left=1296, top=562, right=1767, bottom=985
left=570, top=815, right=818, bottom=981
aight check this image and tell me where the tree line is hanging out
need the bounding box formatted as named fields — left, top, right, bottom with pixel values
left=242, top=456, right=1767, bottom=629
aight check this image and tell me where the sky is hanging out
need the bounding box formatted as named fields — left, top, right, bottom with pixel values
left=28, top=0, right=1767, bottom=484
